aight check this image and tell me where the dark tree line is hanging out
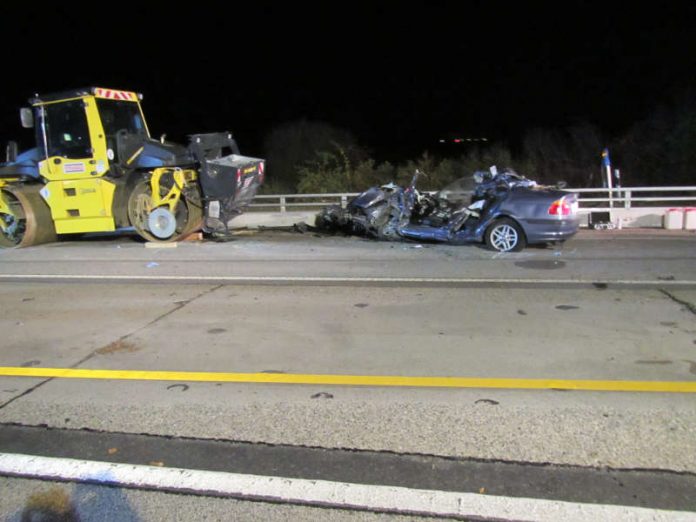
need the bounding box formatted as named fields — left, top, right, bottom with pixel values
left=261, top=93, right=695, bottom=193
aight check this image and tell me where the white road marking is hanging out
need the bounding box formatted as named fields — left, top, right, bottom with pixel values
left=0, top=453, right=691, bottom=521
left=0, top=273, right=694, bottom=286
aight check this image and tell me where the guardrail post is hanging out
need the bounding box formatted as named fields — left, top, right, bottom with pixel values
left=624, top=190, right=631, bottom=209
left=280, top=196, right=286, bottom=213
left=341, top=195, right=347, bottom=209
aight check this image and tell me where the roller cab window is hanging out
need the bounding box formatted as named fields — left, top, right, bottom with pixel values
left=41, top=100, right=92, bottom=159
left=96, top=99, right=146, bottom=138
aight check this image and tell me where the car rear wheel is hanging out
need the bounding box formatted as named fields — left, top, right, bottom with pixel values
left=485, top=218, right=526, bottom=252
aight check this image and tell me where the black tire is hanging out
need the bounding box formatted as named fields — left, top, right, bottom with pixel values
left=485, top=218, right=526, bottom=252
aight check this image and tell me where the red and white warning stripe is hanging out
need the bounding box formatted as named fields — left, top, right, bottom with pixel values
left=94, top=88, right=136, bottom=101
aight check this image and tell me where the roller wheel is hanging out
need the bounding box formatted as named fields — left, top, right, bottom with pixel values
left=0, top=187, right=57, bottom=248
left=127, top=179, right=202, bottom=242
left=181, top=193, right=203, bottom=237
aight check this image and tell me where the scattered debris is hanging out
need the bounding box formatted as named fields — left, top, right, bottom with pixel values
left=182, top=232, right=203, bottom=242
left=207, top=328, right=227, bottom=334
left=21, top=487, right=76, bottom=521
left=293, top=222, right=309, bottom=233
left=683, top=360, right=696, bottom=375
left=311, top=392, right=334, bottom=399
left=230, top=229, right=258, bottom=236
left=96, top=340, right=139, bottom=355
left=145, top=242, right=177, bottom=249
left=166, top=384, right=190, bottom=392
left=146, top=261, right=159, bottom=268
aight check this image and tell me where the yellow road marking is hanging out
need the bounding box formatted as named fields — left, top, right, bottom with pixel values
left=0, top=367, right=694, bottom=393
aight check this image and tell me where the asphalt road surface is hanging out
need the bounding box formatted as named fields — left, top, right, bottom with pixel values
left=0, top=228, right=694, bottom=521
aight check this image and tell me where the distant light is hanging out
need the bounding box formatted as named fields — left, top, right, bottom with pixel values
left=441, top=137, right=490, bottom=144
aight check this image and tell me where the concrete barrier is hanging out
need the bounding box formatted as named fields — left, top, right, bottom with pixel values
left=232, top=209, right=686, bottom=230
left=663, top=208, right=685, bottom=230
left=229, top=211, right=318, bottom=229
left=684, top=208, right=696, bottom=230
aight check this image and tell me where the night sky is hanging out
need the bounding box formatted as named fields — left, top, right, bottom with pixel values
left=2, top=2, right=694, bottom=160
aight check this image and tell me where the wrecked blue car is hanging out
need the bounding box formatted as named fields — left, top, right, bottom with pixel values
left=316, top=168, right=579, bottom=252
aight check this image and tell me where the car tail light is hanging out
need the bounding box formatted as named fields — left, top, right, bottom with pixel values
left=548, top=197, right=572, bottom=216
left=236, top=168, right=242, bottom=185
left=259, top=162, right=265, bottom=183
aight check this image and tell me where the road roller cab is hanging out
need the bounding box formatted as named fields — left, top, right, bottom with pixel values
left=0, top=87, right=264, bottom=247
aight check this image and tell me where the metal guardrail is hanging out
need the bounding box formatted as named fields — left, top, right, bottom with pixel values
left=570, top=187, right=696, bottom=211
left=250, top=193, right=358, bottom=212
left=249, top=187, right=696, bottom=213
